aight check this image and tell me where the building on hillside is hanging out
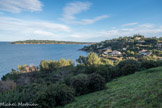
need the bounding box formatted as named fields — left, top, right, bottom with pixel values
left=157, top=42, right=162, bottom=50
left=122, top=48, right=127, bottom=50
left=109, top=50, right=122, bottom=56
left=139, top=49, right=152, bottom=56
left=138, top=40, right=145, bottom=43
left=103, top=49, right=112, bottom=55
left=135, top=37, right=141, bottom=40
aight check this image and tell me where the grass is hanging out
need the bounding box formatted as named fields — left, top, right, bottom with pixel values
left=60, top=66, right=162, bottom=108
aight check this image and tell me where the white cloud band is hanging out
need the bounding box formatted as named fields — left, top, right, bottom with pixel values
left=0, top=0, right=42, bottom=13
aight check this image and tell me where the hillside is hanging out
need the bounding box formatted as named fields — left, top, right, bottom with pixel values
left=81, top=35, right=162, bottom=61
left=62, top=66, right=162, bottom=108
left=11, top=40, right=95, bottom=45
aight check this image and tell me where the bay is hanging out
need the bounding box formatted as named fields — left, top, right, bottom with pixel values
left=0, top=42, right=88, bottom=78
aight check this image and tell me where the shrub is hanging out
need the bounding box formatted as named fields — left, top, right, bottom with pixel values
left=0, top=83, right=44, bottom=103
left=70, top=74, right=89, bottom=95
left=141, top=60, right=158, bottom=69
left=1, top=69, right=20, bottom=81
left=156, top=60, right=162, bottom=66
left=88, top=73, right=106, bottom=92
left=36, top=83, right=74, bottom=107
left=0, top=80, right=16, bottom=93
left=95, top=65, right=113, bottom=82
left=116, top=59, right=140, bottom=76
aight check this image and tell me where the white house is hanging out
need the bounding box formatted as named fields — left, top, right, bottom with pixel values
left=109, top=50, right=122, bottom=56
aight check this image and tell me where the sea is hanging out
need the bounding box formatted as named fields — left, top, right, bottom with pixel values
left=0, top=42, right=89, bottom=78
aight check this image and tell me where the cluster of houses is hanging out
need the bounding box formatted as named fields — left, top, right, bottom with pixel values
left=99, top=47, right=122, bottom=57
left=100, top=47, right=152, bottom=57
left=103, top=49, right=122, bottom=56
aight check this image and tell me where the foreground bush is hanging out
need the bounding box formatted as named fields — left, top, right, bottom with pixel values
left=88, top=73, right=106, bottom=92
left=0, top=80, right=16, bottom=93
left=36, top=83, right=75, bottom=107
left=95, top=65, right=113, bottom=82
left=141, top=60, right=158, bottom=69
left=116, top=59, right=140, bottom=76
left=70, top=74, right=89, bottom=95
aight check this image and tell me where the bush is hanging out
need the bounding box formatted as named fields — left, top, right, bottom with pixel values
left=88, top=73, right=106, bottom=92
left=0, top=83, right=44, bottom=104
left=95, top=65, right=113, bottom=82
left=36, top=83, right=74, bottom=107
left=70, top=74, right=89, bottom=95
left=141, top=60, right=158, bottom=69
left=116, top=59, right=140, bottom=76
left=0, top=80, right=16, bottom=93
left=156, top=60, right=162, bottom=66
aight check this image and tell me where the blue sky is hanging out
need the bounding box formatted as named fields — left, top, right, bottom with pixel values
left=0, top=0, right=162, bottom=42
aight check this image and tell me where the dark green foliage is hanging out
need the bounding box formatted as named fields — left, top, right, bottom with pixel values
left=1, top=69, right=20, bottom=81
left=70, top=73, right=106, bottom=95
left=95, top=65, right=113, bottom=82
left=156, top=60, right=162, bottom=66
left=70, top=74, right=89, bottom=95
left=36, top=83, right=75, bottom=107
left=63, top=66, right=162, bottom=108
left=141, top=60, right=158, bottom=69
left=141, top=60, right=162, bottom=69
left=0, top=83, right=45, bottom=103
left=1, top=55, right=162, bottom=107
left=116, top=59, right=140, bottom=76
left=0, top=83, right=74, bottom=108
left=88, top=73, right=106, bottom=92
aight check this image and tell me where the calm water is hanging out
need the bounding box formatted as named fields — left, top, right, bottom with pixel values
left=0, top=42, right=88, bottom=78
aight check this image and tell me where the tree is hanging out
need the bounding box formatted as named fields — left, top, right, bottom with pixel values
left=116, top=59, right=140, bottom=76
left=88, top=73, right=106, bottom=92
left=87, top=53, right=101, bottom=66
left=36, top=83, right=74, bottom=107
left=70, top=74, right=89, bottom=95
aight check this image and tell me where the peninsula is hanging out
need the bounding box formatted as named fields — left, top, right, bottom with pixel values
left=11, top=40, right=96, bottom=45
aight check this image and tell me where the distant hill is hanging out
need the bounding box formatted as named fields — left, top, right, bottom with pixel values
left=81, top=34, right=162, bottom=60
left=11, top=40, right=96, bottom=45
left=62, top=66, right=162, bottom=108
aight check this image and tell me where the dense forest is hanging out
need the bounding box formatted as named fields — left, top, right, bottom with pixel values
left=11, top=40, right=95, bottom=45
left=0, top=35, right=162, bottom=107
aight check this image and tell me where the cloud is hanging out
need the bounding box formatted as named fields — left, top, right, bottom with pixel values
left=61, top=1, right=108, bottom=25
left=61, top=1, right=91, bottom=21
left=121, top=22, right=138, bottom=26
left=33, top=30, right=56, bottom=37
left=101, top=23, right=162, bottom=39
left=0, top=0, right=42, bottom=13
left=73, top=15, right=109, bottom=25
left=0, top=16, right=70, bottom=40
left=0, top=17, right=70, bottom=32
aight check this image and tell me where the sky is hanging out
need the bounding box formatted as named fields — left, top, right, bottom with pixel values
left=0, top=0, right=162, bottom=42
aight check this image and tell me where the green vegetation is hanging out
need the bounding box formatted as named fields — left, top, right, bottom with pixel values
left=63, top=66, right=162, bottom=108
left=1, top=35, right=162, bottom=107
left=0, top=52, right=162, bottom=107
left=11, top=40, right=95, bottom=45
left=81, top=34, right=162, bottom=61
